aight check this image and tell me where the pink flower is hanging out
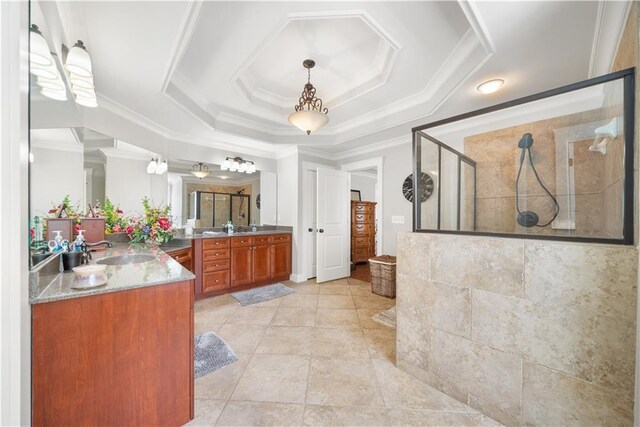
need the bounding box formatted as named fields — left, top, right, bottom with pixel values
left=117, top=209, right=124, bottom=214
left=113, top=225, right=122, bottom=233
left=126, top=225, right=133, bottom=235
left=157, top=218, right=170, bottom=231
left=48, top=208, right=57, bottom=214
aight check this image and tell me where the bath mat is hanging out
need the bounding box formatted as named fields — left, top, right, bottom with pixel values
left=194, top=331, right=237, bottom=379
left=372, top=306, right=396, bottom=329
left=231, top=283, right=294, bottom=306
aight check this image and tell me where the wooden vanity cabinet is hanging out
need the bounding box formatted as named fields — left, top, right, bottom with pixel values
left=195, top=233, right=292, bottom=299
left=167, top=247, right=193, bottom=272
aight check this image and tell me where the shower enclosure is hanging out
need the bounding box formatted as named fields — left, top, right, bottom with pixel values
left=412, top=68, right=634, bottom=244
left=189, top=191, right=251, bottom=228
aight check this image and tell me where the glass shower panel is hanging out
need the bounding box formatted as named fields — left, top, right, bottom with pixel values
left=214, top=194, right=231, bottom=227
left=460, top=161, right=476, bottom=231
left=440, top=149, right=459, bottom=230
left=418, top=134, right=440, bottom=229
left=199, top=192, right=214, bottom=228
left=231, top=195, right=250, bottom=227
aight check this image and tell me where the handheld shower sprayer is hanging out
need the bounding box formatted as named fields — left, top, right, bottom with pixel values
left=515, top=133, right=560, bottom=228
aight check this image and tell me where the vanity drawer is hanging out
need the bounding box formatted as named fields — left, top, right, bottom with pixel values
left=203, top=258, right=230, bottom=273
left=231, top=236, right=253, bottom=247
left=271, top=234, right=291, bottom=243
left=203, top=248, right=230, bottom=261
left=202, top=270, right=230, bottom=292
left=203, top=238, right=230, bottom=249
left=253, top=235, right=272, bottom=246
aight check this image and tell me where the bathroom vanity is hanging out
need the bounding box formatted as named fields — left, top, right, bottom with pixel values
left=30, top=245, right=195, bottom=426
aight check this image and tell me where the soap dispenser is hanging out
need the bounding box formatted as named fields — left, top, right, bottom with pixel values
left=227, top=221, right=234, bottom=235
left=73, top=230, right=85, bottom=252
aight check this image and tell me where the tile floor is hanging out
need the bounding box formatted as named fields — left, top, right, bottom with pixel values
left=188, top=278, right=500, bottom=426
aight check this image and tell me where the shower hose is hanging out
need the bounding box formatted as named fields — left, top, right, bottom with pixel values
left=515, top=146, right=560, bottom=227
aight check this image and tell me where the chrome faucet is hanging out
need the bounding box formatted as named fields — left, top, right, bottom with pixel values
left=87, top=240, right=113, bottom=249
left=79, top=241, right=113, bottom=264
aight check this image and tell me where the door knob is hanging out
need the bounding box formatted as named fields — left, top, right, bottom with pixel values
left=318, top=229, right=324, bottom=233
left=308, top=228, right=313, bottom=232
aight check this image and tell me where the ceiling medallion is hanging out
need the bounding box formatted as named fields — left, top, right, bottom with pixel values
left=288, top=59, right=329, bottom=135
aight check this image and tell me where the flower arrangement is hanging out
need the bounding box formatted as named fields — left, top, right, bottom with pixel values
left=96, top=197, right=127, bottom=234
left=126, top=197, right=174, bottom=244
left=48, top=195, right=83, bottom=234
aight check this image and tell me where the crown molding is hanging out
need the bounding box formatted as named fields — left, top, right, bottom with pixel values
left=588, top=0, right=632, bottom=78
left=99, top=147, right=154, bottom=162
left=31, top=139, right=84, bottom=154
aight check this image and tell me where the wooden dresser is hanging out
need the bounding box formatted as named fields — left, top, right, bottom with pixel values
left=351, top=201, right=376, bottom=263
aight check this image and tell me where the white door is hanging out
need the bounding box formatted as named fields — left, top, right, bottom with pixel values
left=316, top=168, right=350, bottom=283
left=305, top=169, right=317, bottom=279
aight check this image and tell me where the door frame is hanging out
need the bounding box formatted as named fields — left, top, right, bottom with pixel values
left=340, top=157, right=384, bottom=256
left=301, top=161, right=337, bottom=281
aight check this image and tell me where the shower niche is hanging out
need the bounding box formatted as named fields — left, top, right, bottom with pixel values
left=412, top=68, right=634, bottom=244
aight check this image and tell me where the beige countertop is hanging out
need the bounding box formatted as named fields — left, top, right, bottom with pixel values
left=30, top=244, right=195, bottom=305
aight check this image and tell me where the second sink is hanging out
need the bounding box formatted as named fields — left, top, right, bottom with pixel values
left=96, top=254, right=156, bottom=266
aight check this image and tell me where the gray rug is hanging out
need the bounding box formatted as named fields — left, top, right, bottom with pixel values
left=194, top=331, right=237, bottom=379
left=231, top=283, right=294, bottom=306
left=372, top=306, right=396, bottom=329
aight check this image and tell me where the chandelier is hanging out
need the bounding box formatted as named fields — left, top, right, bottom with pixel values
left=288, top=59, right=329, bottom=135
left=221, top=157, right=256, bottom=174
left=191, top=162, right=210, bottom=179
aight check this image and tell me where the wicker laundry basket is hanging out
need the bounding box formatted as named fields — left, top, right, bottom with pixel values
left=369, top=255, right=397, bottom=298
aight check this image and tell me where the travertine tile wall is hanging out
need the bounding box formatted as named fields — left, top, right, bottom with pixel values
left=396, top=232, right=638, bottom=426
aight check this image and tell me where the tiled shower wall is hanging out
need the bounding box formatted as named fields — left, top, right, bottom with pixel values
left=396, top=232, right=637, bottom=426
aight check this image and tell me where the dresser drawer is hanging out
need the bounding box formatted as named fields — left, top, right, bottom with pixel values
left=203, top=258, right=230, bottom=273
left=353, top=223, right=374, bottom=235
left=203, top=248, right=230, bottom=261
left=271, top=234, right=291, bottom=243
left=231, top=236, right=253, bottom=247
left=352, top=236, right=374, bottom=247
left=352, top=213, right=374, bottom=224
left=203, top=238, right=230, bottom=249
left=202, top=270, right=230, bottom=292
left=253, top=235, right=272, bottom=246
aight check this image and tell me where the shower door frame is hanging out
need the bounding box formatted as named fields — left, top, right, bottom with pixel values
left=192, top=191, right=251, bottom=228
left=412, top=67, right=635, bottom=245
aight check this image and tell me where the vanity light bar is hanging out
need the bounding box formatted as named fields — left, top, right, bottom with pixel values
left=220, top=157, right=256, bottom=174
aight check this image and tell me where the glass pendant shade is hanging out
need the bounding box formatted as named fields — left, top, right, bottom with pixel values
left=65, top=41, right=93, bottom=78
left=191, top=162, right=210, bottom=179
left=230, top=161, right=239, bottom=172
left=288, top=110, right=329, bottom=135
left=238, top=162, right=247, bottom=173
left=30, top=26, right=53, bottom=66
left=36, top=78, right=65, bottom=91
left=70, top=75, right=94, bottom=89
left=30, top=64, right=59, bottom=80
left=146, top=159, right=157, bottom=174
left=247, top=163, right=256, bottom=174
left=156, top=160, right=168, bottom=175
left=221, top=159, right=231, bottom=171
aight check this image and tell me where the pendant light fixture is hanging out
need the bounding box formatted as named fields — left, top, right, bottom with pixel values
left=146, top=158, right=168, bottom=175
left=288, top=59, right=329, bottom=135
left=146, top=158, right=158, bottom=174
left=191, top=162, right=210, bottom=179
left=220, top=157, right=255, bottom=174
left=64, top=40, right=98, bottom=108
left=29, top=25, right=67, bottom=101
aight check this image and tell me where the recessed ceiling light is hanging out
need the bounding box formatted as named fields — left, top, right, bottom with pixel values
left=477, top=79, right=504, bottom=94
left=218, top=175, right=229, bottom=180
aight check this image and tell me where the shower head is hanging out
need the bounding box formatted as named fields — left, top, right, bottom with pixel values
left=518, top=133, right=534, bottom=150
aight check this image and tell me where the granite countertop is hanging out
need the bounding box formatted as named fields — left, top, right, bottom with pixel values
left=30, top=244, right=195, bottom=305
left=170, top=229, right=292, bottom=240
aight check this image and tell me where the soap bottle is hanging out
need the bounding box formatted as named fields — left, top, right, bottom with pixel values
left=250, top=223, right=257, bottom=233
left=73, top=230, right=85, bottom=251
left=227, top=221, right=234, bottom=235
left=53, top=231, right=63, bottom=251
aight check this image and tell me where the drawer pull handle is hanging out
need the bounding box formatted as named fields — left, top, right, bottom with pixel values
left=215, top=280, right=219, bottom=283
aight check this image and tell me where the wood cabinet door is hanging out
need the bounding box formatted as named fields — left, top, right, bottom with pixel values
left=231, top=246, right=253, bottom=286
left=253, top=244, right=271, bottom=282
left=271, top=242, right=291, bottom=279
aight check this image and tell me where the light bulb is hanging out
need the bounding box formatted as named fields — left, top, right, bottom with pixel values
left=146, top=159, right=157, bottom=174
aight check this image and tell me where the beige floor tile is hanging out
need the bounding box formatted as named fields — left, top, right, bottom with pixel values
left=364, top=329, right=396, bottom=361
left=385, top=409, right=502, bottom=426
left=256, top=326, right=315, bottom=356
left=271, top=307, right=317, bottom=327
left=216, top=323, right=267, bottom=354
left=307, top=358, right=384, bottom=407
left=349, top=278, right=371, bottom=286
left=318, top=294, right=355, bottom=309
left=194, top=321, right=222, bottom=336
left=248, top=297, right=284, bottom=308
left=311, top=327, right=370, bottom=359
left=195, top=304, right=239, bottom=325
left=216, top=401, right=305, bottom=426
left=319, top=284, right=351, bottom=295
left=315, top=308, right=361, bottom=329
left=354, top=295, right=396, bottom=310
left=231, top=354, right=310, bottom=404
left=185, top=398, right=226, bottom=426
left=357, top=308, right=393, bottom=330
left=288, top=283, right=321, bottom=294
left=303, top=405, right=389, bottom=426
left=227, top=306, right=278, bottom=326
left=279, top=293, right=319, bottom=308
left=350, top=286, right=375, bottom=297
left=373, top=359, right=474, bottom=412
left=195, top=355, right=250, bottom=400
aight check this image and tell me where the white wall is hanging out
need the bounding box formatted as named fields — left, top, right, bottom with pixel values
left=277, top=152, right=299, bottom=279
left=350, top=174, right=377, bottom=202
left=30, top=146, right=84, bottom=218
left=105, top=156, right=168, bottom=216
left=0, top=1, right=30, bottom=423
left=167, top=173, right=183, bottom=226
left=340, top=141, right=413, bottom=255
left=261, top=171, right=277, bottom=225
